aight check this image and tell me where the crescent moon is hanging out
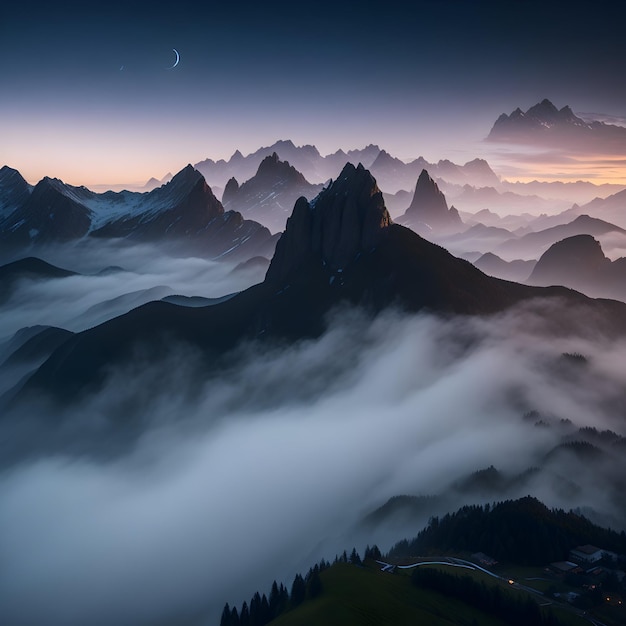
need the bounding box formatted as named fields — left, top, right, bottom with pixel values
left=167, top=48, right=180, bottom=69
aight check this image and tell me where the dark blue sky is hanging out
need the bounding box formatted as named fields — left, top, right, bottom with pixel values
left=2, top=0, right=625, bottom=186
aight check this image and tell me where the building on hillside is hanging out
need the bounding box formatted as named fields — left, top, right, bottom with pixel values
left=569, top=545, right=604, bottom=564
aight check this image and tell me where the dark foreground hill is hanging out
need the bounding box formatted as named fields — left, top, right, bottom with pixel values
left=14, top=163, right=626, bottom=407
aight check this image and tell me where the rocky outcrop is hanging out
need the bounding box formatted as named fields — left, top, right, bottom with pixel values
left=266, top=162, right=391, bottom=284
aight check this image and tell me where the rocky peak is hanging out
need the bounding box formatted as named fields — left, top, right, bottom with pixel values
left=399, top=169, right=462, bottom=233
left=407, top=169, right=449, bottom=214
left=265, top=163, right=391, bottom=284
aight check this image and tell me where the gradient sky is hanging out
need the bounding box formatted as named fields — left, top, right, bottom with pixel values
left=2, top=0, right=625, bottom=187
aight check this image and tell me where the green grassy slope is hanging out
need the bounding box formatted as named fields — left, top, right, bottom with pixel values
left=269, top=561, right=574, bottom=626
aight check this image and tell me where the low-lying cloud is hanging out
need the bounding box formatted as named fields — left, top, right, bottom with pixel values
left=1, top=294, right=626, bottom=625
left=0, top=240, right=266, bottom=343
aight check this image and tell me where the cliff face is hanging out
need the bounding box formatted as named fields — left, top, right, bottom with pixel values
left=266, top=162, right=391, bottom=284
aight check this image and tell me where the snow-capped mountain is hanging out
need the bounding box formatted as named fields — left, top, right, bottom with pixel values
left=0, top=165, right=276, bottom=260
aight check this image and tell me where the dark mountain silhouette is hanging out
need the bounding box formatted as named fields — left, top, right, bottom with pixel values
left=0, top=165, right=276, bottom=260
left=220, top=153, right=323, bottom=233
left=0, top=256, right=77, bottom=303
left=12, top=164, right=626, bottom=410
left=487, top=99, right=626, bottom=153
left=397, top=169, right=463, bottom=234
left=528, top=235, right=626, bottom=301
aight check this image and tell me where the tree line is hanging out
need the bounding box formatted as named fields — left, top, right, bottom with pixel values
left=387, top=496, right=626, bottom=565
left=219, top=546, right=381, bottom=626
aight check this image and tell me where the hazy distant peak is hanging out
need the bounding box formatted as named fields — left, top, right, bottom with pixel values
left=485, top=98, right=626, bottom=151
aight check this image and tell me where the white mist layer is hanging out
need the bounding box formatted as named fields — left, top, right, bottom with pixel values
left=1, top=303, right=625, bottom=625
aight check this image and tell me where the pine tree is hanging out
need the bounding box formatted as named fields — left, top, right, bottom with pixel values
left=220, top=603, right=232, bottom=626
left=308, top=568, right=323, bottom=599
left=349, top=547, right=362, bottom=565
left=239, top=601, right=250, bottom=626
left=290, top=573, right=306, bottom=607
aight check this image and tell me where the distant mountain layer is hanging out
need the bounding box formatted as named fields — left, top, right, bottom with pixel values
left=487, top=99, right=626, bottom=153
left=493, top=214, right=626, bottom=260
left=194, top=139, right=500, bottom=193
left=0, top=165, right=276, bottom=261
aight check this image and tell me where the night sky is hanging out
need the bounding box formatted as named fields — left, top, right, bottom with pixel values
left=2, top=0, right=625, bottom=186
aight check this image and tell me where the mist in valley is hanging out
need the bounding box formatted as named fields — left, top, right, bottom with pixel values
left=1, top=247, right=626, bottom=625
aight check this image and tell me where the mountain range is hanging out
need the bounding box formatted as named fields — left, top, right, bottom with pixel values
left=10, top=163, right=626, bottom=417
left=194, top=139, right=501, bottom=194
left=0, top=165, right=276, bottom=260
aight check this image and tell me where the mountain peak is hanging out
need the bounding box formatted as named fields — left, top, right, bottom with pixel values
left=398, top=169, right=462, bottom=233
left=266, top=163, right=391, bottom=284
